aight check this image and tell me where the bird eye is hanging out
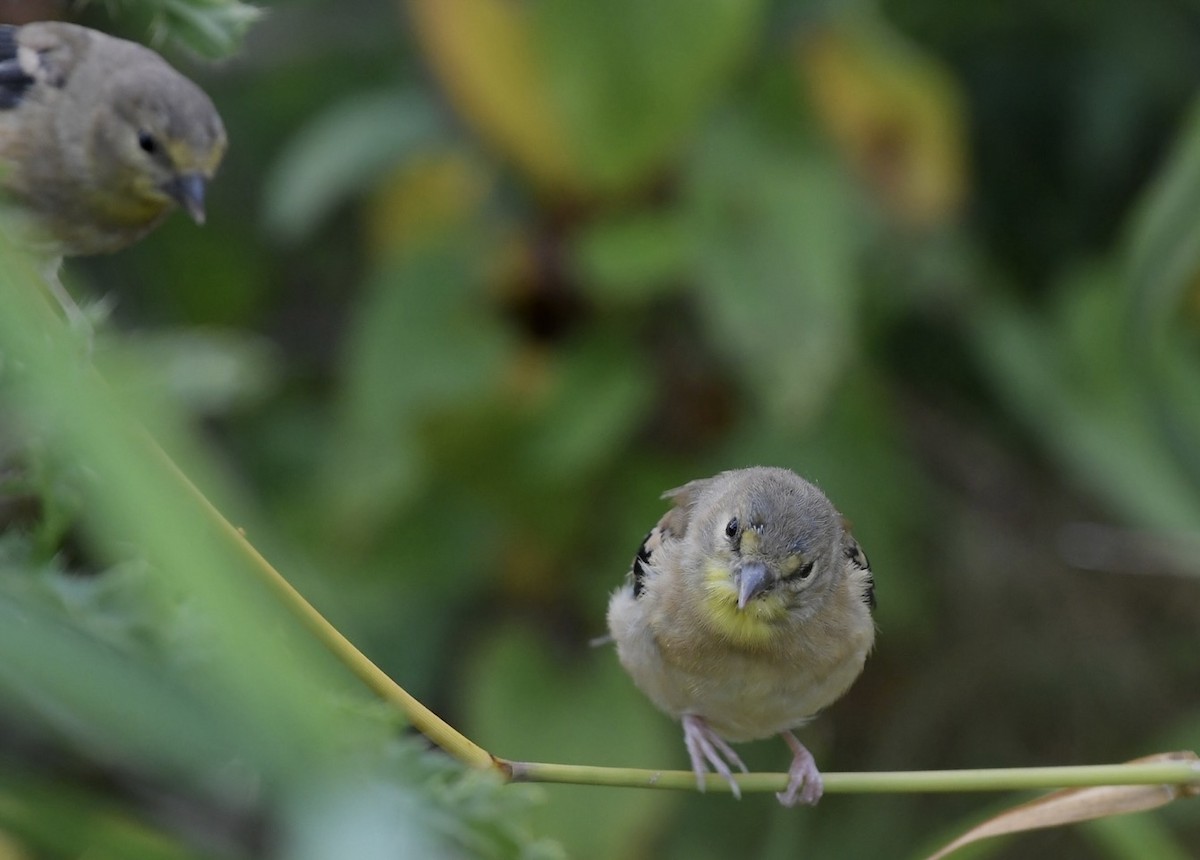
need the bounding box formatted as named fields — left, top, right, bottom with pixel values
left=137, top=131, right=159, bottom=155
left=724, top=518, right=739, bottom=539
left=797, top=560, right=815, bottom=579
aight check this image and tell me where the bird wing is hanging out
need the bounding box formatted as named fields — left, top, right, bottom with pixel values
left=843, top=529, right=875, bottom=609
left=0, top=22, right=88, bottom=111
left=626, top=475, right=720, bottom=597
left=658, top=474, right=723, bottom=538
left=0, top=26, right=36, bottom=110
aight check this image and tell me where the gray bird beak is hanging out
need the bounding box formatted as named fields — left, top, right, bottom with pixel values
left=736, top=561, right=771, bottom=610
left=164, top=174, right=208, bottom=224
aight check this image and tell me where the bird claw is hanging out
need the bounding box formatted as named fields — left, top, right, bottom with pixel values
left=682, top=714, right=747, bottom=799
left=776, top=731, right=823, bottom=807
left=680, top=720, right=825, bottom=807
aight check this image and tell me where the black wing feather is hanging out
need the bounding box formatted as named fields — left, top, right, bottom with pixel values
left=845, top=536, right=875, bottom=610
left=0, top=26, right=35, bottom=110
left=630, top=529, right=655, bottom=598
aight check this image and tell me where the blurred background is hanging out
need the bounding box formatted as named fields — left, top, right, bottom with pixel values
left=1, top=0, right=1199, bottom=857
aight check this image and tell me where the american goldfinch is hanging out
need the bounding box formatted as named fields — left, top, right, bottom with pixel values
left=607, top=466, right=875, bottom=806
left=0, top=21, right=226, bottom=319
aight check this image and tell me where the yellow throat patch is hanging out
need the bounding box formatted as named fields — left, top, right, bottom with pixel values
left=701, top=563, right=786, bottom=647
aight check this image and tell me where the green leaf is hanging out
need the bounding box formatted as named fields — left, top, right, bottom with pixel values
left=322, top=238, right=513, bottom=539
left=1122, top=94, right=1200, bottom=497
left=973, top=264, right=1200, bottom=530
left=0, top=769, right=221, bottom=860
left=154, top=0, right=262, bottom=58
left=570, top=211, right=692, bottom=302
left=532, top=0, right=765, bottom=192
left=518, top=330, right=653, bottom=483
left=263, top=91, right=448, bottom=243
left=101, top=0, right=262, bottom=59
left=0, top=594, right=234, bottom=782
left=685, top=116, right=862, bottom=423
left=1125, top=98, right=1200, bottom=334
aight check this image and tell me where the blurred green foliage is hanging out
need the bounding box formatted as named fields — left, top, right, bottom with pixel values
left=1, top=0, right=1200, bottom=858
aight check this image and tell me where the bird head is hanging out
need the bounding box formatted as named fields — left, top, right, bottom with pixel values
left=89, top=62, right=226, bottom=229
left=693, top=468, right=844, bottom=645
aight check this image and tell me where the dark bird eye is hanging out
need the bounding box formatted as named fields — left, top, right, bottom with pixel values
left=724, top=518, right=739, bottom=539
left=137, top=131, right=159, bottom=155
left=797, top=560, right=815, bottom=579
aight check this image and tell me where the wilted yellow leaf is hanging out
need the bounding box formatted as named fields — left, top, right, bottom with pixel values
left=927, top=751, right=1200, bottom=860
left=406, top=0, right=582, bottom=195
left=799, top=19, right=968, bottom=227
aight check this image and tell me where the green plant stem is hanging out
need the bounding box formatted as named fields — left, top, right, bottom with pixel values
left=154, top=447, right=498, bottom=771
left=0, top=237, right=494, bottom=771
left=504, top=759, right=1200, bottom=795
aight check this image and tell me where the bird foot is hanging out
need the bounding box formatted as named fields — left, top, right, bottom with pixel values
left=776, top=731, right=823, bottom=807
left=40, top=270, right=108, bottom=355
left=681, top=714, right=747, bottom=799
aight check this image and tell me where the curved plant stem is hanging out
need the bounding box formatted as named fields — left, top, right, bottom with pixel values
left=0, top=236, right=490, bottom=772
left=155, top=447, right=498, bottom=771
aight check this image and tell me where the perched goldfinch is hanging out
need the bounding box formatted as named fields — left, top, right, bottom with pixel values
left=0, top=21, right=226, bottom=318
left=607, top=467, right=875, bottom=806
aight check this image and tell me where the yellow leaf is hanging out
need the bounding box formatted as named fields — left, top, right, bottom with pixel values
left=407, top=0, right=582, bottom=195
left=799, top=19, right=968, bottom=228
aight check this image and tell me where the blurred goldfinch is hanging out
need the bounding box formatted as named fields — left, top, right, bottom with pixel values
left=0, top=21, right=226, bottom=317
left=607, top=467, right=875, bottom=806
